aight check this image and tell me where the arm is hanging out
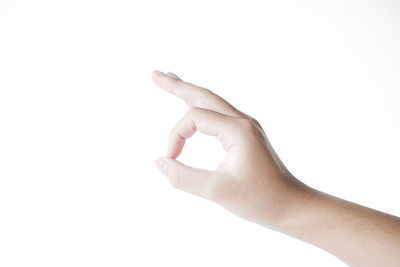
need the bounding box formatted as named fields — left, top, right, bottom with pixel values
left=279, top=188, right=400, bottom=267
left=152, top=70, right=400, bottom=267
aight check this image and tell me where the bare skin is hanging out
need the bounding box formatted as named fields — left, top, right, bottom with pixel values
left=152, top=70, right=400, bottom=267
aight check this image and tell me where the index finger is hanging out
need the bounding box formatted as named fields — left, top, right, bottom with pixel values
left=167, top=107, right=239, bottom=159
left=152, top=70, right=246, bottom=118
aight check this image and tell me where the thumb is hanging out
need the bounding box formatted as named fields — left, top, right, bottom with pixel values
left=156, top=157, right=215, bottom=199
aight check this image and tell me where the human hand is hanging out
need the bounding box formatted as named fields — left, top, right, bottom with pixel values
left=152, top=70, right=400, bottom=266
left=152, top=70, right=312, bottom=229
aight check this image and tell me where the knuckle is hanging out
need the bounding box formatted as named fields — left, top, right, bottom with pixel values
left=248, top=116, right=262, bottom=129
left=233, top=118, right=262, bottom=141
left=187, top=106, right=202, bottom=116
left=237, top=118, right=257, bottom=132
left=201, top=88, right=213, bottom=96
left=194, top=88, right=213, bottom=105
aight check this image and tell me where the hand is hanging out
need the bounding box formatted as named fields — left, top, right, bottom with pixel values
left=152, top=70, right=400, bottom=266
left=152, top=70, right=312, bottom=228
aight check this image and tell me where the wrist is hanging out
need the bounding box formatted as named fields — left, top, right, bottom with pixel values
left=270, top=178, right=320, bottom=232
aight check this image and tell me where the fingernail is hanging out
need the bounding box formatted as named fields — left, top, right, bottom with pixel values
left=166, top=72, right=180, bottom=80
left=154, top=70, right=167, bottom=78
left=156, top=158, right=167, bottom=175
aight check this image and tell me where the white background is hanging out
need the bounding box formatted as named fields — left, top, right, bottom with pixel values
left=1, top=1, right=399, bottom=266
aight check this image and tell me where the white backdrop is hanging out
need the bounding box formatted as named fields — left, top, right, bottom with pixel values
left=1, top=1, right=399, bottom=266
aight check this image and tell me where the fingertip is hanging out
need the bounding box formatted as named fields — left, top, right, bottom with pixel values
left=166, top=148, right=179, bottom=159
left=167, top=134, right=186, bottom=159
left=153, top=69, right=166, bottom=77
left=152, top=69, right=167, bottom=84
left=156, top=157, right=167, bottom=175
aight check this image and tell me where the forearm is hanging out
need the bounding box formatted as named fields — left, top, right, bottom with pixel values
left=276, top=185, right=400, bottom=267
